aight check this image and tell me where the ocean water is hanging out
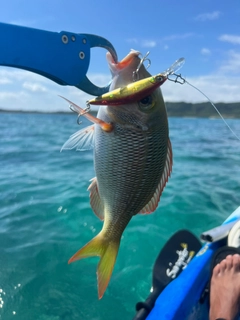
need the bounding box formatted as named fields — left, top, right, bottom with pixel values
left=0, top=112, right=240, bottom=320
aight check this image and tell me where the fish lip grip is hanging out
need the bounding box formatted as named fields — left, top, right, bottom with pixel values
left=0, top=22, right=118, bottom=96
left=75, top=33, right=118, bottom=95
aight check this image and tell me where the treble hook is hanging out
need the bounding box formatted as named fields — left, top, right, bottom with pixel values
left=133, top=51, right=151, bottom=81
left=69, top=102, right=91, bottom=125
left=167, top=73, right=186, bottom=85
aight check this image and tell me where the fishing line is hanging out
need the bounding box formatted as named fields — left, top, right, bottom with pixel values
left=168, top=73, right=240, bottom=141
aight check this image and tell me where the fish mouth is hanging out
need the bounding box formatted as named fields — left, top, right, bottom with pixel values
left=107, top=49, right=141, bottom=74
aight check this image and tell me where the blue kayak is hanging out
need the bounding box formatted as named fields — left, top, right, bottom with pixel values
left=134, top=206, right=240, bottom=320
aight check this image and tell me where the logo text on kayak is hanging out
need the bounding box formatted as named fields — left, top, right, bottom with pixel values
left=166, top=243, right=195, bottom=279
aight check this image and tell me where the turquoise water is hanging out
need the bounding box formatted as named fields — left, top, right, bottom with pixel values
left=0, top=112, right=240, bottom=320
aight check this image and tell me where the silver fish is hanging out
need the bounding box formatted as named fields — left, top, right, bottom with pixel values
left=62, top=49, right=172, bottom=299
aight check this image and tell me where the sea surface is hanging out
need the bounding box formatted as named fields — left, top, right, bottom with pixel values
left=0, top=112, right=240, bottom=320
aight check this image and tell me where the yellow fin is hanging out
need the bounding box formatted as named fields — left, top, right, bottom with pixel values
left=68, top=233, right=119, bottom=299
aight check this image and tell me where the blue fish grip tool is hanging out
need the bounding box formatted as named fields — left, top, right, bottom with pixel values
left=0, top=22, right=118, bottom=96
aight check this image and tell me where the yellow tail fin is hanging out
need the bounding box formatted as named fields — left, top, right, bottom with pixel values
left=68, top=232, right=120, bottom=299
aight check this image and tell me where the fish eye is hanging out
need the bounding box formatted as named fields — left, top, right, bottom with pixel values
left=138, top=95, right=154, bottom=111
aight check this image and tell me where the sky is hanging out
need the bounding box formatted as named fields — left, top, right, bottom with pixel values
left=0, top=0, right=240, bottom=112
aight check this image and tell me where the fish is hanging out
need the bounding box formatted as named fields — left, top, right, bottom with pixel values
left=62, top=49, right=172, bottom=299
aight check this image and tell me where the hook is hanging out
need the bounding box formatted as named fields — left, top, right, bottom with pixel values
left=69, top=102, right=91, bottom=125
left=133, top=51, right=151, bottom=81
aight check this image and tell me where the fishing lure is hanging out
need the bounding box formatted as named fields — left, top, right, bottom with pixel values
left=87, top=57, right=185, bottom=106
left=88, top=72, right=167, bottom=106
left=60, top=56, right=185, bottom=128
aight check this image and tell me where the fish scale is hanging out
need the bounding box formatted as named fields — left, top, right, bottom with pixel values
left=95, top=102, right=168, bottom=219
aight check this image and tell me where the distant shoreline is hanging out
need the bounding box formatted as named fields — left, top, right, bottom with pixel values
left=165, top=102, right=240, bottom=119
left=1, top=101, right=240, bottom=118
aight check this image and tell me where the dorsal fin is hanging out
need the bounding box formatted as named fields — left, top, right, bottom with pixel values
left=88, top=178, right=104, bottom=221
left=61, top=124, right=95, bottom=151
left=139, top=138, right=173, bottom=214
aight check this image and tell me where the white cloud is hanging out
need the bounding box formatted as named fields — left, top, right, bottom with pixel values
left=162, top=33, right=194, bottom=41
left=22, top=82, right=47, bottom=92
left=141, top=40, right=157, bottom=48
left=126, top=38, right=138, bottom=44
left=218, top=50, right=240, bottom=74
left=0, top=69, right=111, bottom=112
left=162, top=75, right=240, bottom=103
left=126, top=38, right=157, bottom=48
left=87, top=73, right=111, bottom=87
left=0, top=68, right=51, bottom=83
left=201, top=48, right=211, bottom=55
left=195, top=11, right=221, bottom=21
left=0, top=78, right=12, bottom=84
left=162, top=49, right=240, bottom=103
left=126, top=34, right=194, bottom=49
left=219, top=34, right=240, bottom=45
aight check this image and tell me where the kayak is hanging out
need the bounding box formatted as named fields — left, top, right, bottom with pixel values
left=134, top=206, right=240, bottom=320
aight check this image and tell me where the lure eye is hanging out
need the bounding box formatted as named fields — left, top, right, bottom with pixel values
left=138, top=95, right=154, bottom=111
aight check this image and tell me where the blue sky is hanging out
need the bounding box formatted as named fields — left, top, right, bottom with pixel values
left=0, top=0, right=240, bottom=111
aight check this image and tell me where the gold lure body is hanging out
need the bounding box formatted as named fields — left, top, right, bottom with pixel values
left=88, top=73, right=167, bottom=106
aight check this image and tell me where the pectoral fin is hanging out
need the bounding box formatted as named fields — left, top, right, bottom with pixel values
left=139, top=138, right=173, bottom=214
left=61, top=125, right=95, bottom=151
